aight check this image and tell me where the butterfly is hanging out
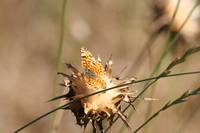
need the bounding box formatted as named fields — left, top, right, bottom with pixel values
left=81, top=46, right=106, bottom=90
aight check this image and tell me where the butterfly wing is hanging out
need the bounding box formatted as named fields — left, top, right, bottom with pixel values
left=81, top=46, right=106, bottom=90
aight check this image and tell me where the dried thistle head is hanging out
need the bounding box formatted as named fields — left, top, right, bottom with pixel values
left=51, top=46, right=137, bottom=132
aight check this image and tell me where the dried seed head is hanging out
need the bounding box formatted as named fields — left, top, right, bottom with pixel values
left=52, top=46, right=137, bottom=132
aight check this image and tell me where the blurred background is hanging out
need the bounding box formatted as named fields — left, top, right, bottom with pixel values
left=0, top=0, right=200, bottom=133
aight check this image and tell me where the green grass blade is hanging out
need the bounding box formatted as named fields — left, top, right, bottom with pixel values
left=49, top=0, right=67, bottom=133
left=14, top=70, right=200, bottom=133
left=134, top=87, right=200, bottom=133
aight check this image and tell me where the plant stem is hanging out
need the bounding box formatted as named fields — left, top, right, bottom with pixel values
left=49, top=0, right=67, bottom=133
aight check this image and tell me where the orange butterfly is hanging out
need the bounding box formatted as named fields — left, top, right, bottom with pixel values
left=81, top=46, right=106, bottom=90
